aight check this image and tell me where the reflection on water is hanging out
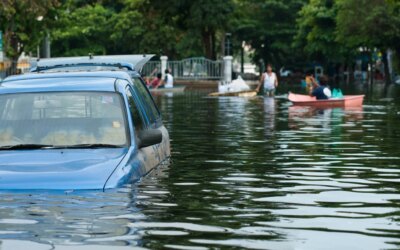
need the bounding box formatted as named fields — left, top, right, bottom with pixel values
left=1, top=84, right=400, bottom=249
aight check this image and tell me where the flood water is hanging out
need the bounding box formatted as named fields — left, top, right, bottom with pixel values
left=1, top=83, right=400, bottom=249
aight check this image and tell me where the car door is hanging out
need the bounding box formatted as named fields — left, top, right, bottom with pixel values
left=130, top=77, right=170, bottom=161
left=125, top=83, right=161, bottom=173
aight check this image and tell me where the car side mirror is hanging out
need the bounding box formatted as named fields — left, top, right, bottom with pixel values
left=138, top=129, right=162, bottom=149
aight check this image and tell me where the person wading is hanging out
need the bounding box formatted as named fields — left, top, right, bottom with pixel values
left=148, top=73, right=162, bottom=89
left=256, top=64, right=278, bottom=97
left=156, top=69, right=174, bottom=89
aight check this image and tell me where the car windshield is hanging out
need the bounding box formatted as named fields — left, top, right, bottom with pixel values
left=0, top=92, right=128, bottom=148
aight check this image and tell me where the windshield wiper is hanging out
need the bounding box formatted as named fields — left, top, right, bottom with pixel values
left=0, top=144, right=55, bottom=150
left=53, top=144, right=123, bottom=149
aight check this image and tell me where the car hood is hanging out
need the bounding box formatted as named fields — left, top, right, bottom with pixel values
left=0, top=148, right=128, bottom=190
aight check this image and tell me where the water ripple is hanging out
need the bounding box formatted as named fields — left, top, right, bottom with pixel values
left=1, top=90, right=400, bottom=249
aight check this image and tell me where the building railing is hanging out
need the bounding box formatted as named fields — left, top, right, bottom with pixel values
left=0, top=70, right=7, bottom=80
left=168, top=57, right=223, bottom=80
left=142, top=57, right=224, bottom=80
left=0, top=60, right=31, bottom=80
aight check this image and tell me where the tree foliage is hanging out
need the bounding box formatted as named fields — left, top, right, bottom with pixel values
left=51, top=0, right=234, bottom=59
left=295, top=0, right=400, bottom=70
left=233, top=0, right=307, bottom=67
left=51, top=2, right=113, bottom=56
left=294, top=0, right=343, bottom=61
left=2, top=0, right=400, bottom=76
left=336, top=0, right=400, bottom=52
left=0, top=0, right=59, bottom=73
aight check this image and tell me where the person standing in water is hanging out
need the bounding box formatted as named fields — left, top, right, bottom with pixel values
left=156, top=69, right=174, bottom=89
left=148, top=73, right=162, bottom=89
left=256, top=64, right=278, bottom=97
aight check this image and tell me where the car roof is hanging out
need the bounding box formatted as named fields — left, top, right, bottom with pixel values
left=30, top=54, right=154, bottom=72
left=0, top=71, right=134, bottom=94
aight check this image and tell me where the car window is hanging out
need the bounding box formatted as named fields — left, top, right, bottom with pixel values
left=0, top=92, right=128, bottom=147
left=131, top=77, right=160, bottom=124
left=125, top=86, right=146, bottom=131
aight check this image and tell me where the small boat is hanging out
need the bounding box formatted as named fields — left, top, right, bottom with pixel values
left=209, top=90, right=258, bottom=97
left=150, top=86, right=186, bottom=93
left=288, top=93, right=364, bottom=107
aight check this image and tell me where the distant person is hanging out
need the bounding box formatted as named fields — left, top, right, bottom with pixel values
left=310, top=75, right=331, bottom=100
left=141, top=73, right=151, bottom=86
left=156, top=69, right=174, bottom=89
left=149, top=73, right=162, bottom=89
left=256, top=64, right=278, bottom=97
left=305, top=71, right=317, bottom=93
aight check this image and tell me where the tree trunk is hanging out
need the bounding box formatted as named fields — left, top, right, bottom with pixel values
left=396, top=47, right=400, bottom=75
left=382, top=50, right=391, bottom=85
left=8, top=57, right=19, bottom=76
left=202, top=29, right=216, bottom=60
left=369, top=50, right=374, bottom=85
left=211, top=31, right=216, bottom=60
left=345, top=58, right=352, bottom=84
left=7, top=37, right=20, bottom=76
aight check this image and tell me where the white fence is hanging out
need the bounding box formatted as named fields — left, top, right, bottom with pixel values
left=168, top=57, right=223, bottom=80
left=142, top=57, right=224, bottom=80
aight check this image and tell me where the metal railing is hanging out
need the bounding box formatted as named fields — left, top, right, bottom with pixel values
left=0, top=68, right=31, bottom=80
left=0, top=60, right=31, bottom=80
left=168, top=57, right=223, bottom=80
left=141, top=57, right=223, bottom=80
left=0, top=70, right=6, bottom=80
left=141, top=61, right=161, bottom=77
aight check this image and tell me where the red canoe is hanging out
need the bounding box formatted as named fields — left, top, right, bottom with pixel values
left=288, top=93, right=364, bottom=107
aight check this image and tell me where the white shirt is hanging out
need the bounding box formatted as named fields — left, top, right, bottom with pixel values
left=165, top=73, right=174, bottom=88
left=263, top=72, right=277, bottom=90
left=323, top=87, right=332, bottom=98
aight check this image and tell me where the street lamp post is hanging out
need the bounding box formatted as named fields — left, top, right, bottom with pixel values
left=0, top=31, right=3, bottom=62
left=241, top=41, right=245, bottom=74
left=36, top=16, right=50, bottom=58
left=43, top=32, right=51, bottom=58
left=224, top=33, right=232, bottom=56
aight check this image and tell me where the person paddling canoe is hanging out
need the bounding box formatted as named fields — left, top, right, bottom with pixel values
left=310, top=75, right=332, bottom=100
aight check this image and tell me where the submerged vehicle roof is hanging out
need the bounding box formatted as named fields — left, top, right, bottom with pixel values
left=0, top=71, right=134, bottom=93
left=30, top=54, right=155, bottom=73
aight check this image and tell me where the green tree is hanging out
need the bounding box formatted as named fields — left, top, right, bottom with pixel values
left=51, top=2, right=113, bottom=56
left=233, top=0, right=307, bottom=69
left=294, top=0, right=344, bottom=62
left=336, top=0, right=400, bottom=83
left=150, top=0, right=235, bottom=59
left=51, top=0, right=234, bottom=60
left=185, top=0, right=234, bottom=59
left=108, top=0, right=179, bottom=56
left=0, top=0, right=59, bottom=74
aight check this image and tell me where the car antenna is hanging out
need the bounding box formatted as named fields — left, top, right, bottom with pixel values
left=89, top=53, right=93, bottom=60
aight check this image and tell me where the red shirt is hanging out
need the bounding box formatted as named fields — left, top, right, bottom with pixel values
left=149, top=78, right=161, bottom=88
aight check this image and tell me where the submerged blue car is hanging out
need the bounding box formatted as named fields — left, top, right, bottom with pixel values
left=0, top=70, right=170, bottom=191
